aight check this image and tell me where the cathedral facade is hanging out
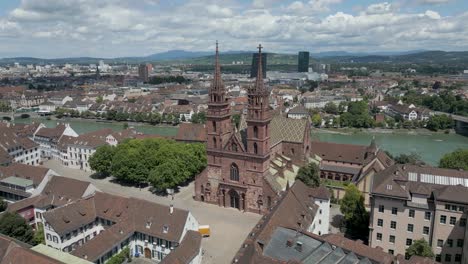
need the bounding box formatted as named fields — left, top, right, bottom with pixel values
left=194, top=43, right=311, bottom=214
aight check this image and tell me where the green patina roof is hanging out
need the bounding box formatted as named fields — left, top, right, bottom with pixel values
left=0, top=176, right=33, bottom=187
left=31, top=244, right=93, bottom=264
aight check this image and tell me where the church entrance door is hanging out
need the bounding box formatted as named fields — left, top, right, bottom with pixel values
left=228, top=189, right=240, bottom=209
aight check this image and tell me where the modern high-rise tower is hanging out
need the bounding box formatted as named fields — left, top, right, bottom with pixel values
left=250, top=52, right=267, bottom=78
left=298, top=51, right=310, bottom=72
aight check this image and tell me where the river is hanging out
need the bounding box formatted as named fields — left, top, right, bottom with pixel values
left=15, top=117, right=468, bottom=166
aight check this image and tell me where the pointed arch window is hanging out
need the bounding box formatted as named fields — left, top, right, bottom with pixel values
left=253, top=142, right=258, bottom=155
left=212, top=121, right=216, bottom=132
left=253, top=126, right=258, bottom=138
left=213, top=137, right=217, bottom=148
left=230, top=163, right=239, bottom=181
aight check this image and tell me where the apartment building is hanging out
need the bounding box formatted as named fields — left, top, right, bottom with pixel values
left=0, top=124, right=41, bottom=166
left=41, top=192, right=201, bottom=264
left=233, top=180, right=432, bottom=263
left=7, top=176, right=98, bottom=226
left=0, top=164, right=57, bottom=202
left=58, top=128, right=137, bottom=171
left=369, top=164, right=468, bottom=263
left=33, top=123, right=79, bottom=160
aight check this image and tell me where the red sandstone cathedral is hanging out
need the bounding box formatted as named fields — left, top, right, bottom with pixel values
left=194, top=43, right=311, bottom=214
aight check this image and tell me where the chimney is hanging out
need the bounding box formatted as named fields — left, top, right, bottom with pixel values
left=170, top=204, right=174, bottom=214
left=286, top=239, right=293, bottom=247
left=295, top=241, right=303, bottom=252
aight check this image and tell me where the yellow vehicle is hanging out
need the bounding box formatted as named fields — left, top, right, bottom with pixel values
left=198, top=225, right=211, bottom=237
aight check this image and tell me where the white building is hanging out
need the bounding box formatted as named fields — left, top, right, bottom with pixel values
left=33, top=123, right=79, bottom=160
left=40, top=192, right=201, bottom=264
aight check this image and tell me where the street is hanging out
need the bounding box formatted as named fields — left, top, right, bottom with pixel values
left=42, top=160, right=261, bottom=264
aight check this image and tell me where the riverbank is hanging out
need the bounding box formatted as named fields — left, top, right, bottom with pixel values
left=314, top=127, right=456, bottom=136
left=14, top=116, right=468, bottom=166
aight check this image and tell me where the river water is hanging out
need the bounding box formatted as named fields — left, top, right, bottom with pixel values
left=15, top=117, right=468, bottom=166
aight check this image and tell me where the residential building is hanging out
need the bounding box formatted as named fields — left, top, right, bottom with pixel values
left=369, top=164, right=468, bottom=263
left=303, top=96, right=346, bottom=109
left=58, top=128, right=137, bottom=171
left=33, top=123, right=79, bottom=160
left=387, top=102, right=431, bottom=121
left=195, top=44, right=311, bottom=214
left=231, top=180, right=423, bottom=264
left=0, top=164, right=57, bottom=202
left=0, top=234, right=63, bottom=264
left=48, top=95, right=73, bottom=107
left=298, top=51, right=310, bottom=73
left=287, top=105, right=309, bottom=119
left=44, top=192, right=200, bottom=264
left=7, top=176, right=99, bottom=226
left=0, top=123, right=41, bottom=166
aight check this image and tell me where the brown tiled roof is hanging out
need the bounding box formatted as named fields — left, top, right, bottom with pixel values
left=309, top=186, right=331, bottom=200
left=66, top=192, right=190, bottom=262
left=7, top=176, right=91, bottom=212
left=160, top=231, right=202, bottom=264
left=35, top=124, right=66, bottom=140
left=0, top=164, right=50, bottom=186
left=311, top=141, right=370, bottom=165
left=288, top=105, right=308, bottom=115
left=175, top=123, right=206, bottom=142
left=43, top=197, right=97, bottom=236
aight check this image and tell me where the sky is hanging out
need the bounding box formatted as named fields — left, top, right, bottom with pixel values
left=0, top=0, right=467, bottom=58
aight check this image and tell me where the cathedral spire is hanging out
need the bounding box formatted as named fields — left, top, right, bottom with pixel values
left=254, top=44, right=265, bottom=93
left=211, top=40, right=225, bottom=93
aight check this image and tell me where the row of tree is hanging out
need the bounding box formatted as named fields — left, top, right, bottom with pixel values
left=403, top=91, right=468, bottom=117
left=89, top=138, right=207, bottom=193
left=55, top=108, right=208, bottom=126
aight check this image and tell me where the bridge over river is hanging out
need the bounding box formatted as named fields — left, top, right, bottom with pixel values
left=432, top=111, right=468, bottom=136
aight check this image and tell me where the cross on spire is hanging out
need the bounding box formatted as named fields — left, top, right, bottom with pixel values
left=257, top=44, right=262, bottom=53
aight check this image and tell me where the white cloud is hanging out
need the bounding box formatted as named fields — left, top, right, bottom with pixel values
left=0, top=0, right=467, bottom=58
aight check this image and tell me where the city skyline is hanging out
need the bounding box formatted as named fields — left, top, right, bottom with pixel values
left=0, top=0, right=467, bottom=58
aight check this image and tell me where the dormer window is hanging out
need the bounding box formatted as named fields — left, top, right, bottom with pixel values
left=146, top=221, right=152, bottom=229
left=163, top=225, right=169, bottom=233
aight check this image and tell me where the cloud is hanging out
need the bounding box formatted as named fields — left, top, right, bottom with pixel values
left=415, top=0, right=452, bottom=4
left=0, top=0, right=467, bottom=58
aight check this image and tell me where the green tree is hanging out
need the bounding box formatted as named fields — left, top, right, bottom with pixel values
left=89, top=145, right=115, bottom=176
left=406, top=239, right=434, bottom=258
left=439, top=149, right=468, bottom=171
left=107, top=247, right=130, bottom=264
left=324, top=102, right=338, bottom=115
left=387, top=152, right=423, bottom=165
left=0, top=198, right=7, bottom=212
left=96, top=95, right=104, bottom=104
left=0, top=212, right=35, bottom=244
left=311, top=113, right=322, bottom=127
left=33, top=224, right=45, bottom=245
left=296, top=162, right=320, bottom=187
left=340, top=184, right=369, bottom=240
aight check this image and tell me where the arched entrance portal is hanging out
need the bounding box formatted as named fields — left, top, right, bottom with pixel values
left=228, top=189, right=240, bottom=209
left=144, top=248, right=151, bottom=258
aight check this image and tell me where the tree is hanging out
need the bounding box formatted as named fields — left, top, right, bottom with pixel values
left=439, top=149, right=468, bottom=171
left=89, top=145, right=115, bottom=176
left=296, top=162, right=320, bottom=187
left=324, top=102, right=338, bottom=115
left=426, top=115, right=453, bottom=131
left=33, top=224, right=45, bottom=245
left=0, top=198, right=7, bottom=212
left=0, top=212, right=35, bottom=244
left=340, top=184, right=369, bottom=240
left=96, top=95, right=104, bottom=104
left=387, top=152, right=423, bottom=165
left=311, top=113, right=322, bottom=127
left=406, top=239, right=434, bottom=258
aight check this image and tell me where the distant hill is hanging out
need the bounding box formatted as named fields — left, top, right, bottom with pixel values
left=0, top=50, right=467, bottom=66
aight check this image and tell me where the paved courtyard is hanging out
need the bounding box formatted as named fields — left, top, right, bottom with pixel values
left=42, top=160, right=261, bottom=264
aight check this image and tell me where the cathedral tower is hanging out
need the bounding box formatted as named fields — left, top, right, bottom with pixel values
left=246, top=44, right=271, bottom=158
